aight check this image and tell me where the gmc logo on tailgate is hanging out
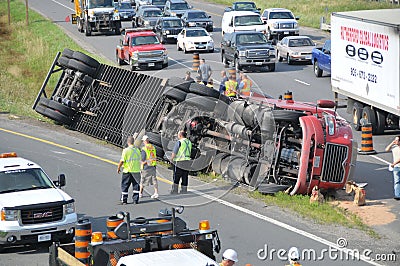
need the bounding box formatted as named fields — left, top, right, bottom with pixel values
left=345, top=44, right=383, bottom=64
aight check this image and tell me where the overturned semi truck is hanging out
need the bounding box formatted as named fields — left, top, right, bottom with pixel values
left=33, top=49, right=357, bottom=195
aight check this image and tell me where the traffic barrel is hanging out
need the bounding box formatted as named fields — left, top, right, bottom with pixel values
left=106, top=215, right=124, bottom=240
left=358, top=123, right=376, bottom=154
left=75, top=219, right=92, bottom=265
left=284, top=91, right=293, bottom=102
left=192, top=52, right=200, bottom=72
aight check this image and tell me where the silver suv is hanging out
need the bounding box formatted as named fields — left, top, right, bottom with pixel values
left=261, top=8, right=299, bottom=42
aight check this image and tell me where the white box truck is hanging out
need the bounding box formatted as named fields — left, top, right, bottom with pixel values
left=331, top=9, right=400, bottom=134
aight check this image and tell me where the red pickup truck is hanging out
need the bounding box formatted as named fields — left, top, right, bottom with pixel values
left=116, top=28, right=168, bottom=70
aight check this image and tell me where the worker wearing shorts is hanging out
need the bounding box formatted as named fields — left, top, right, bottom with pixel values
left=139, top=135, right=159, bottom=199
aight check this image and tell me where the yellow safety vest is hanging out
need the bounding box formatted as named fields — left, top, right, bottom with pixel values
left=225, top=80, right=237, bottom=97
left=142, top=143, right=157, bottom=167
left=121, top=145, right=141, bottom=173
left=174, top=138, right=192, bottom=161
left=240, top=78, right=252, bottom=96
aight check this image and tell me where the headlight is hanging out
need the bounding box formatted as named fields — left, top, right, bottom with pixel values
left=144, top=21, right=150, bottom=25
left=208, top=21, right=213, bottom=25
left=132, top=51, right=139, bottom=60
left=186, top=41, right=194, bottom=45
left=272, top=22, right=279, bottom=28
left=164, top=30, right=170, bottom=34
left=171, top=12, right=176, bottom=16
left=294, top=22, right=299, bottom=29
left=64, top=202, right=75, bottom=215
left=89, top=10, right=95, bottom=16
left=163, top=50, right=168, bottom=55
left=188, top=22, right=196, bottom=26
left=238, top=51, right=246, bottom=57
left=1, top=208, right=18, bottom=221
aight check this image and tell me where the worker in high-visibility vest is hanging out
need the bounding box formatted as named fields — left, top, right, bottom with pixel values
left=139, top=135, right=159, bottom=199
left=224, top=75, right=238, bottom=98
left=238, top=74, right=252, bottom=97
left=169, top=130, right=192, bottom=194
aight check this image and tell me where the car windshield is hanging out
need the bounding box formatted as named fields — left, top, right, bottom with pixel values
left=234, top=2, right=256, bottom=11
left=88, top=0, right=114, bottom=9
left=152, top=0, right=167, bottom=5
left=143, top=10, right=163, bottom=17
left=132, top=36, right=160, bottom=46
left=234, top=15, right=262, bottom=26
left=171, top=3, right=190, bottom=10
left=269, top=11, right=294, bottom=19
left=118, top=3, right=132, bottom=9
left=237, top=33, right=267, bottom=44
left=163, top=20, right=183, bottom=27
left=188, top=12, right=208, bottom=19
left=288, top=38, right=314, bottom=47
left=186, top=30, right=208, bottom=37
left=0, top=168, right=54, bottom=194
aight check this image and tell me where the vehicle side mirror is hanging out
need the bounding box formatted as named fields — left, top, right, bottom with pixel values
left=55, top=174, right=66, bottom=187
left=324, top=50, right=331, bottom=55
left=224, top=7, right=231, bottom=12
left=122, top=40, right=128, bottom=46
left=263, top=20, right=266, bottom=24
left=295, top=16, right=300, bottom=20
left=226, top=40, right=231, bottom=47
left=257, top=8, right=261, bottom=11
left=208, top=15, right=211, bottom=18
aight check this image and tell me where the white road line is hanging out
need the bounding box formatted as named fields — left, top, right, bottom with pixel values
left=294, top=79, right=310, bottom=86
left=191, top=188, right=383, bottom=266
left=51, top=0, right=74, bottom=12
left=370, top=154, right=390, bottom=165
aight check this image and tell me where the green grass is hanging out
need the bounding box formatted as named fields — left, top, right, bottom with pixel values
left=206, top=0, right=397, bottom=28
left=0, top=0, right=380, bottom=236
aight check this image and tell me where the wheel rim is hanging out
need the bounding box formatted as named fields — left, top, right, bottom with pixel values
left=314, top=63, right=318, bottom=74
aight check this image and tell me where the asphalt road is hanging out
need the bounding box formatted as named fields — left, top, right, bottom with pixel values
left=1, top=0, right=399, bottom=265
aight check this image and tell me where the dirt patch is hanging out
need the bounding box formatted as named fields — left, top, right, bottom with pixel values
left=331, top=190, right=396, bottom=226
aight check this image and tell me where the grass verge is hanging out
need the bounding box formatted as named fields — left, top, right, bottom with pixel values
left=0, top=0, right=378, bottom=237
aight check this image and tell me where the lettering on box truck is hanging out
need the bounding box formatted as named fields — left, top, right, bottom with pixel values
left=331, top=15, right=400, bottom=111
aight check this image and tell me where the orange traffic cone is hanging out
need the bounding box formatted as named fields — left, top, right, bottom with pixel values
left=65, top=15, right=70, bottom=22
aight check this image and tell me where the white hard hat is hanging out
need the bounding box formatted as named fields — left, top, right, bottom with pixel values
left=222, top=249, right=238, bottom=262
left=142, top=135, right=149, bottom=141
left=288, top=247, right=300, bottom=261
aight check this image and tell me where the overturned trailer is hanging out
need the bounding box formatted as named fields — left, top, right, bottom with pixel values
left=33, top=49, right=357, bottom=195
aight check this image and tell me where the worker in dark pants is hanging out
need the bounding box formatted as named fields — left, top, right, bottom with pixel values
left=117, top=136, right=141, bottom=204
left=169, top=130, right=192, bottom=194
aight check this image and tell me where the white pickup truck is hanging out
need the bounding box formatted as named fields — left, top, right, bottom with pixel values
left=0, top=152, right=77, bottom=251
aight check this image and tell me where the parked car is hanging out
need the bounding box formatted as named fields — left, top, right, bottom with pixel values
left=176, top=27, right=214, bottom=53
left=154, top=16, right=184, bottom=43
left=224, top=1, right=260, bottom=14
left=164, top=0, right=192, bottom=18
left=148, top=0, right=167, bottom=10
left=276, top=36, right=315, bottom=65
left=135, top=6, right=163, bottom=28
left=181, top=10, right=213, bottom=32
left=114, top=1, right=136, bottom=21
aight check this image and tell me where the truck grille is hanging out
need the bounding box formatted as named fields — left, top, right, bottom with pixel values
left=321, top=143, right=348, bottom=183
left=21, top=203, right=64, bottom=225
left=168, top=29, right=181, bottom=35
left=278, top=22, right=295, bottom=29
left=138, top=50, right=164, bottom=59
left=247, top=49, right=269, bottom=58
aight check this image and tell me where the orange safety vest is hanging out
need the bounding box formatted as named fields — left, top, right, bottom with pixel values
left=240, top=78, right=252, bottom=96
left=224, top=80, right=238, bottom=97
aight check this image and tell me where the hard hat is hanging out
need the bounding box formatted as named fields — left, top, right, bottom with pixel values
left=288, top=247, right=300, bottom=261
left=142, top=135, right=149, bottom=141
left=222, top=249, right=238, bottom=262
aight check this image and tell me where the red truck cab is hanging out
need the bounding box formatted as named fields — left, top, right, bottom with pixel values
left=116, top=28, right=168, bottom=70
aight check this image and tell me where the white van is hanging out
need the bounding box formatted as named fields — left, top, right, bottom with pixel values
left=221, top=11, right=267, bottom=35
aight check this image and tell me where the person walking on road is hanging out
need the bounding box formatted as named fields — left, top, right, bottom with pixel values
left=197, top=58, right=212, bottom=85
left=169, top=130, right=192, bottom=194
left=219, top=70, right=228, bottom=94
left=139, top=135, right=159, bottom=199
left=117, top=136, right=141, bottom=204
left=385, top=136, right=400, bottom=200
left=219, top=249, right=238, bottom=266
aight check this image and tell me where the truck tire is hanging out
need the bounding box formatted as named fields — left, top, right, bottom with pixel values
left=67, top=59, right=97, bottom=77
left=352, top=102, right=363, bottom=131
left=38, top=97, right=76, bottom=117
left=277, top=50, right=283, bottom=62
left=189, top=83, right=220, bottom=98
left=177, top=42, right=182, bottom=51
left=268, top=63, right=275, bottom=72
left=57, top=56, right=70, bottom=68
left=115, top=22, right=121, bottom=35
left=287, top=54, right=293, bottom=65
left=163, top=87, right=187, bottom=102
left=362, top=106, right=377, bottom=133
left=116, top=52, right=124, bottom=65
left=167, top=77, right=191, bottom=92
left=154, top=144, right=165, bottom=159
left=184, top=94, right=217, bottom=111
left=272, top=109, right=305, bottom=122
left=129, top=58, right=136, bottom=71
left=62, top=48, right=74, bottom=59
left=375, top=109, right=386, bottom=135
left=72, top=51, right=100, bottom=69
left=35, top=105, right=73, bottom=125
left=314, top=60, right=323, bottom=77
